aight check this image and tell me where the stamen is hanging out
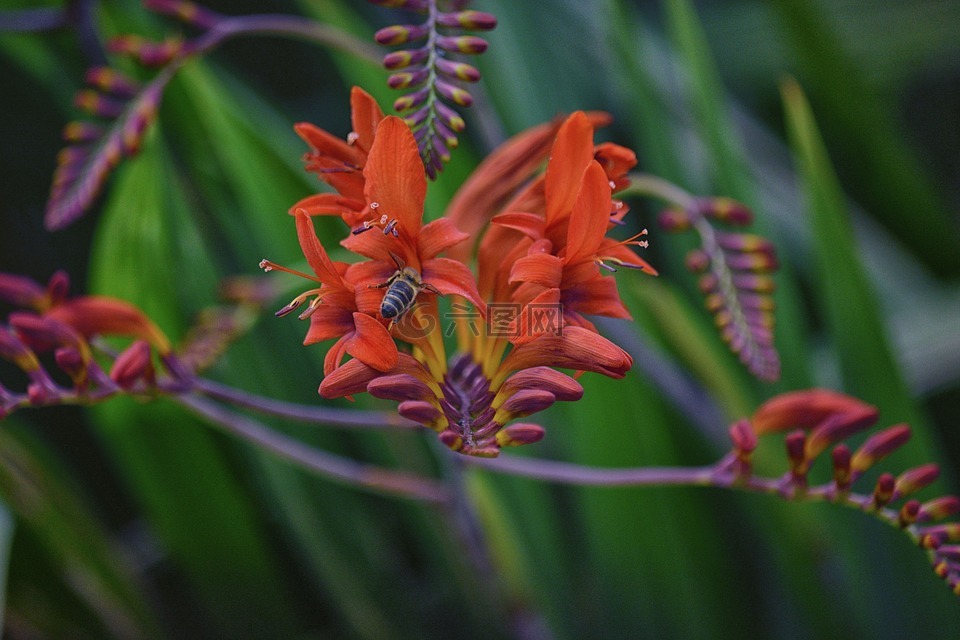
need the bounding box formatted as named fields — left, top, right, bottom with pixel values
left=346, top=131, right=360, bottom=145
left=259, top=259, right=322, bottom=282
left=595, top=259, right=618, bottom=273
left=604, top=228, right=650, bottom=251
left=298, top=295, right=325, bottom=320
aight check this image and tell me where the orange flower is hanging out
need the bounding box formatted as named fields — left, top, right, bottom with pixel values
left=289, top=87, right=386, bottom=229
left=264, top=211, right=398, bottom=375
left=273, top=90, right=656, bottom=456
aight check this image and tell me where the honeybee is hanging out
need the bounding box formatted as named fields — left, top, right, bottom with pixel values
left=371, top=252, right=442, bottom=323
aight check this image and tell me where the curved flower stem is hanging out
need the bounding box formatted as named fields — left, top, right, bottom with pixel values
left=0, top=7, right=69, bottom=32
left=175, top=394, right=451, bottom=503
left=464, top=453, right=715, bottom=486
left=191, top=377, right=418, bottom=429
left=187, top=13, right=381, bottom=64
left=622, top=172, right=697, bottom=209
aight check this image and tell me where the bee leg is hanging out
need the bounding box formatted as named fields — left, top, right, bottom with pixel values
left=421, top=282, right=443, bottom=296
left=368, top=273, right=399, bottom=289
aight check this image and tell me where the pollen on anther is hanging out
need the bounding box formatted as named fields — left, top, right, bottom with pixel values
left=347, top=131, right=360, bottom=145
left=259, top=260, right=273, bottom=272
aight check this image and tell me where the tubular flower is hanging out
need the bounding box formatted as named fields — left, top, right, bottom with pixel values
left=271, top=90, right=654, bottom=456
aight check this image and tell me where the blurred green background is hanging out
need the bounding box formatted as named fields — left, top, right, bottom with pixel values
left=1, top=0, right=960, bottom=638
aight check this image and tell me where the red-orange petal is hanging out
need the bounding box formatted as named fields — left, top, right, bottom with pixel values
left=491, top=211, right=546, bottom=240
left=46, top=296, right=170, bottom=354
left=295, top=210, right=348, bottom=289
left=288, top=193, right=365, bottom=217
left=509, top=253, right=562, bottom=288
left=363, top=117, right=426, bottom=239
left=417, top=218, right=470, bottom=260
left=304, top=303, right=355, bottom=344
left=565, top=161, right=612, bottom=265
left=349, top=86, right=385, bottom=156
left=564, top=276, right=631, bottom=319
left=295, top=122, right=362, bottom=165
left=345, top=312, right=398, bottom=372
left=544, top=112, right=596, bottom=227
left=497, top=325, right=632, bottom=381
left=752, top=389, right=878, bottom=436
left=421, top=258, right=484, bottom=310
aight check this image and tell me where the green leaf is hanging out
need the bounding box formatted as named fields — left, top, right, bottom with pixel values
left=89, top=129, right=302, bottom=638
left=783, top=75, right=958, bottom=630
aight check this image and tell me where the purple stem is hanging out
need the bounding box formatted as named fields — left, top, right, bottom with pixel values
left=175, top=393, right=451, bottom=503
left=187, top=13, right=381, bottom=63
left=0, top=8, right=68, bottom=32
left=463, top=452, right=715, bottom=486
left=191, top=377, right=418, bottom=429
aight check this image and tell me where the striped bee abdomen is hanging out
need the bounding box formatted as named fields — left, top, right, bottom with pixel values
left=380, top=274, right=418, bottom=319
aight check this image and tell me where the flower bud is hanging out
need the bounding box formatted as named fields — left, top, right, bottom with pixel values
left=496, top=423, right=545, bottom=447
left=109, top=340, right=154, bottom=389
left=383, top=48, right=430, bottom=70
left=375, top=24, right=430, bottom=46
left=435, top=35, right=488, bottom=54
left=851, top=424, right=911, bottom=474
left=436, top=10, right=497, bottom=30
left=895, top=464, right=940, bottom=498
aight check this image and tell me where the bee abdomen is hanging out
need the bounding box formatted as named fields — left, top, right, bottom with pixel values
left=381, top=279, right=417, bottom=319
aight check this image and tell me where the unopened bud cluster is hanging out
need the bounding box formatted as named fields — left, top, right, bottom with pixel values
left=659, top=197, right=780, bottom=381
left=0, top=271, right=178, bottom=419
left=369, top=0, right=496, bottom=177
left=723, top=389, right=960, bottom=596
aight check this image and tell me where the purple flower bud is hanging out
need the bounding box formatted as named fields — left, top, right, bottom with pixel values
left=494, top=389, right=556, bottom=422
left=435, top=58, right=481, bottom=82
left=0, top=273, right=46, bottom=309
left=368, top=373, right=434, bottom=402
left=496, top=423, right=545, bottom=447
left=831, top=444, right=851, bottom=492
left=436, top=10, right=497, bottom=30
left=434, top=80, right=473, bottom=106
left=84, top=67, right=140, bottom=98
left=388, top=68, right=429, bottom=89
left=9, top=312, right=84, bottom=353
left=397, top=400, right=443, bottom=427
left=852, top=424, right=911, bottom=474
left=74, top=90, right=125, bottom=119
left=439, top=429, right=463, bottom=451
left=898, top=500, right=921, bottom=527
left=144, top=0, right=221, bottom=29
left=698, top=197, right=753, bottom=226
left=896, top=464, right=940, bottom=498
left=0, top=327, right=41, bottom=372
left=685, top=249, right=710, bottom=273
left=918, top=496, right=960, bottom=523
left=435, top=35, right=488, bottom=54
left=62, top=121, right=104, bottom=143
left=110, top=340, right=154, bottom=389
left=375, top=24, right=430, bottom=46
left=872, top=472, right=896, bottom=509
left=435, top=101, right=466, bottom=132
left=657, top=208, right=692, bottom=232
left=383, top=48, right=430, bottom=70
left=55, top=346, right=88, bottom=389
left=393, top=87, right=430, bottom=112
